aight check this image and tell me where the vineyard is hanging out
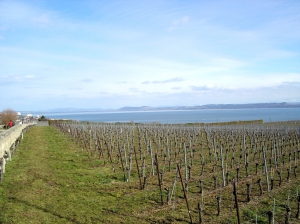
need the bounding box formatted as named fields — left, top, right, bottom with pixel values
left=52, top=120, right=300, bottom=223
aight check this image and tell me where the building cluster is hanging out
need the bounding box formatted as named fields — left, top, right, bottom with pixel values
left=16, top=112, right=39, bottom=124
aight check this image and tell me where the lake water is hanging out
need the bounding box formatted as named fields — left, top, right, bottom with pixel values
left=44, top=108, right=300, bottom=124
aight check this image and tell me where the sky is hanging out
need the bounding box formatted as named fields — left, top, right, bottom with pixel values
left=0, top=0, right=300, bottom=111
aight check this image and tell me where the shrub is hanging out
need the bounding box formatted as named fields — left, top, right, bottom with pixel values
left=0, top=108, right=18, bottom=128
left=38, top=115, right=47, bottom=121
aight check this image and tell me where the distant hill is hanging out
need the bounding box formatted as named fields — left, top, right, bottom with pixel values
left=118, top=106, right=152, bottom=111
left=118, top=102, right=300, bottom=111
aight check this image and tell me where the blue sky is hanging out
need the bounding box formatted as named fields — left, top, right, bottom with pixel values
left=1, top=0, right=300, bottom=111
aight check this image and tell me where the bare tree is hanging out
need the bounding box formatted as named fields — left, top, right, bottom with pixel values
left=0, top=109, right=18, bottom=129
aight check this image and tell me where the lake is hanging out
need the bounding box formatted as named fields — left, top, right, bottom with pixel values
left=43, top=108, right=300, bottom=124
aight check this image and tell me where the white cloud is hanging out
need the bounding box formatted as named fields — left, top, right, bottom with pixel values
left=32, top=14, right=52, bottom=27
left=190, top=84, right=214, bottom=91
left=182, top=16, right=189, bottom=23
left=152, top=77, right=184, bottom=84
left=280, top=81, right=300, bottom=87
left=0, top=1, right=54, bottom=29
left=82, top=78, right=93, bottom=83
left=25, top=75, right=35, bottom=79
left=168, top=15, right=190, bottom=32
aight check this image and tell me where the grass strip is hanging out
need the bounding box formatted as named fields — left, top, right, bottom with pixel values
left=0, top=126, right=148, bottom=224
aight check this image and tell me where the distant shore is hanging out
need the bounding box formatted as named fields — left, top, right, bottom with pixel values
left=18, top=102, right=300, bottom=114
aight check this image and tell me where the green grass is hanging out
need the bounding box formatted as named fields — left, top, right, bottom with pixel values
left=0, top=126, right=152, bottom=223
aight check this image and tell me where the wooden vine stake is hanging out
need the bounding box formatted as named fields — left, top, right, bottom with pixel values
left=170, top=167, right=178, bottom=209
left=232, top=178, right=241, bottom=224
left=220, top=145, right=226, bottom=187
left=262, top=147, right=270, bottom=192
left=273, top=198, right=275, bottom=224
left=285, top=206, right=291, bottom=224
left=296, top=191, right=300, bottom=219
left=150, top=141, right=155, bottom=176
left=177, top=163, right=193, bottom=224
left=154, top=153, right=163, bottom=205
left=246, top=183, right=251, bottom=202
left=133, top=146, right=142, bottom=190
left=266, top=211, right=273, bottom=224
left=198, top=202, right=203, bottom=224
left=142, top=157, right=146, bottom=189
left=216, top=196, right=221, bottom=216
left=118, top=145, right=126, bottom=182
left=184, top=143, right=188, bottom=192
